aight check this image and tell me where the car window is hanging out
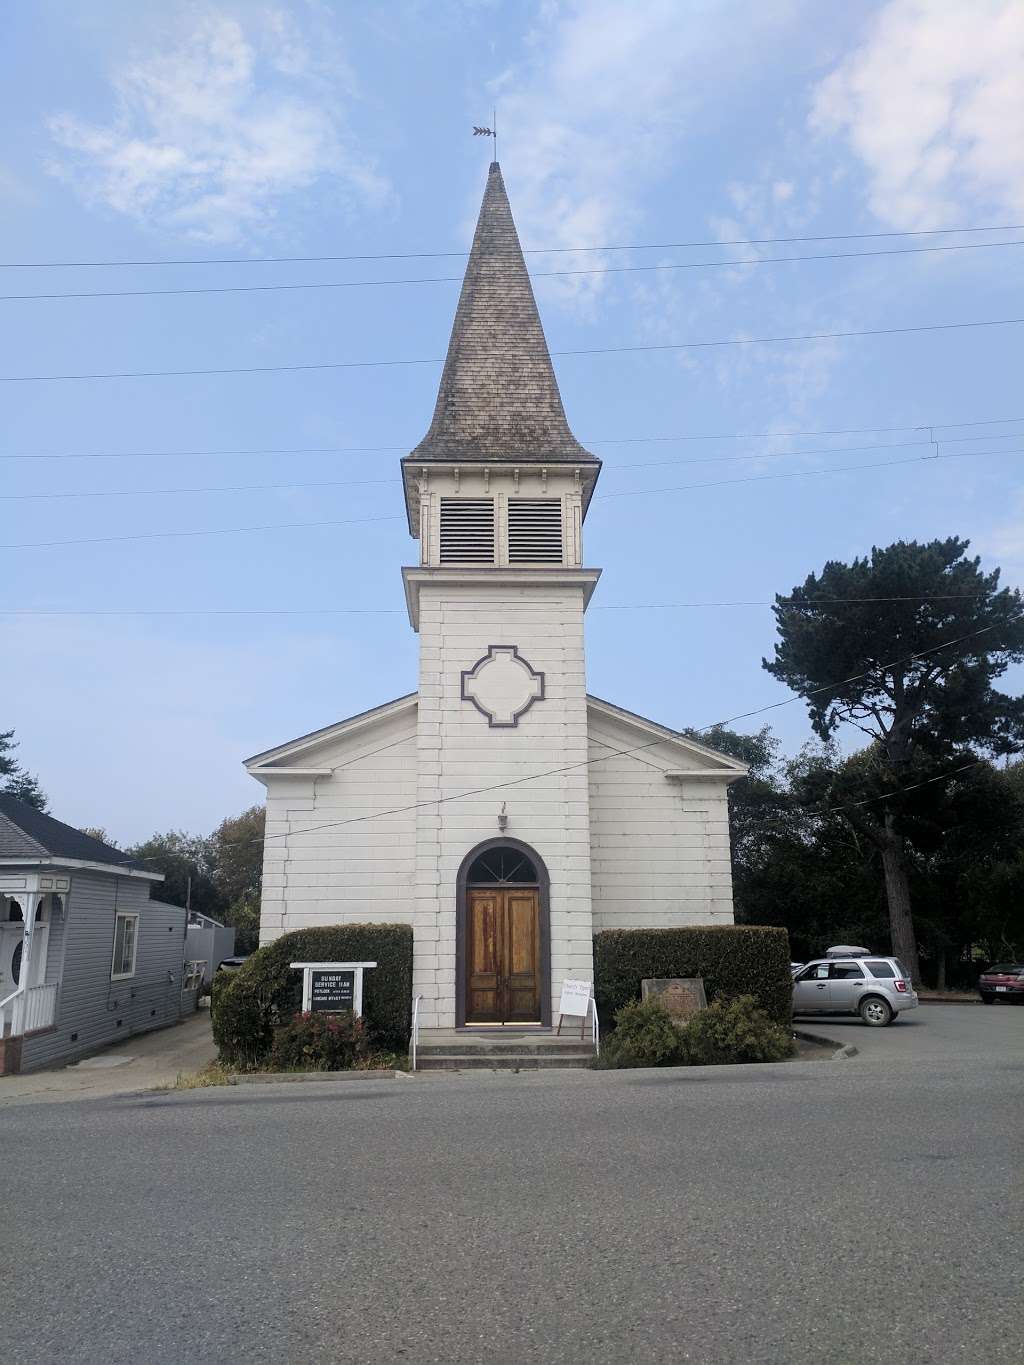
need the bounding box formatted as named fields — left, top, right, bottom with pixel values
left=798, top=964, right=829, bottom=980
left=986, top=963, right=1021, bottom=974
left=866, top=960, right=895, bottom=978
left=830, top=962, right=864, bottom=979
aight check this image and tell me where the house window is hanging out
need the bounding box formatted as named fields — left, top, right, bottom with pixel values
left=439, top=498, right=495, bottom=564
left=111, top=912, right=139, bottom=980
left=507, top=499, right=563, bottom=563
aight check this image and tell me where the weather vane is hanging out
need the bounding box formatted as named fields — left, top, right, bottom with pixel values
left=473, top=109, right=497, bottom=159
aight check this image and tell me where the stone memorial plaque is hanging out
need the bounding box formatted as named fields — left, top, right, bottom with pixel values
left=641, top=977, right=707, bottom=1020
left=309, top=969, right=355, bottom=1013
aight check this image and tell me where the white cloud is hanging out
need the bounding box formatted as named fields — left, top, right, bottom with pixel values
left=47, top=8, right=389, bottom=243
left=812, top=0, right=1024, bottom=227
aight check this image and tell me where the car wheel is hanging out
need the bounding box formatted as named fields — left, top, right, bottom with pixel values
left=860, top=996, right=893, bottom=1027
left=981, top=993, right=996, bottom=1004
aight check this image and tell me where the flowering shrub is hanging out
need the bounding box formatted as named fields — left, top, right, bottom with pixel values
left=268, top=1011, right=368, bottom=1072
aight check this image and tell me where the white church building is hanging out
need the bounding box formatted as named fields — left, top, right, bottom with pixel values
left=245, top=163, right=746, bottom=1032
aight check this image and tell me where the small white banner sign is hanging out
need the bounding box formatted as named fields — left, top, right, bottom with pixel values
left=558, top=979, right=593, bottom=1017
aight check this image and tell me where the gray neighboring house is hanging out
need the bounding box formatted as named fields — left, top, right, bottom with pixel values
left=0, top=794, right=198, bottom=1076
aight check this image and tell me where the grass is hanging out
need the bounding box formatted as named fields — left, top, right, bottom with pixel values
left=162, top=1061, right=236, bottom=1090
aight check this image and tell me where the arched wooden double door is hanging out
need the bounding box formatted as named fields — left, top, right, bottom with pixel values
left=458, top=841, right=550, bottom=1026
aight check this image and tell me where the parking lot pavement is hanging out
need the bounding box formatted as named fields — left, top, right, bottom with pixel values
left=0, top=1005, right=216, bottom=1106
left=794, top=1000, right=1024, bottom=1062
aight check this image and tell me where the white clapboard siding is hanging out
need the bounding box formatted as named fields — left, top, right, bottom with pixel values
left=258, top=706, right=419, bottom=941
left=586, top=712, right=736, bottom=931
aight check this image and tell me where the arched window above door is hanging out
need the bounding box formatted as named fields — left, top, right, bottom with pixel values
left=466, top=846, right=538, bottom=885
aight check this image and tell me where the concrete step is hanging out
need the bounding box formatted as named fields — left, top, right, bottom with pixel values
left=416, top=1052, right=594, bottom=1071
left=417, top=1040, right=593, bottom=1057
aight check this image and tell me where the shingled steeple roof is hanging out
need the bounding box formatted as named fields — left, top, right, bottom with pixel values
left=408, top=163, right=599, bottom=468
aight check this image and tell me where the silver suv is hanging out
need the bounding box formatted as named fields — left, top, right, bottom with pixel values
left=792, top=953, right=919, bottom=1027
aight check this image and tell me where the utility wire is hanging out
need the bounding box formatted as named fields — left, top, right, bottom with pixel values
left=0, top=595, right=996, bottom=619
left=6, top=222, right=1022, bottom=269
left=118, top=623, right=1003, bottom=861
left=3, top=445, right=1018, bottom=550
left=3, top=414, right=1022, bottom=462
left=2, top=239, right=1020, bottom=302
left=3, top=316, right=1022, bottom=384
left=7, top=434, right=1022, bottom=502
left=596, top=444, right=1024, bottom=500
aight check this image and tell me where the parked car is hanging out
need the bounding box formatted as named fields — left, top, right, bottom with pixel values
left=978, top=963, right=1024, bottom=1004
left=216, top=955, right=250, bottom=974
left=792, top=955, right=919, bottom=1026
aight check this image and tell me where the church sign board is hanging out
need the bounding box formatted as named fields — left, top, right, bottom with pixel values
left=291, top=961, right=377, bottom=1018
left=310, top=969, right=354, bottom=1013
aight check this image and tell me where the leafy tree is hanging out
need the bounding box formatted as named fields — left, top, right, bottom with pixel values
left=0, top=728, right=48, bottom=812
left=210, top=806, right=265, bottom=954
left=79, top=827, right=113, bottom=845
left=764, top=538, right=1024, bottom=983
left=124, top=830, right=221, bottom=918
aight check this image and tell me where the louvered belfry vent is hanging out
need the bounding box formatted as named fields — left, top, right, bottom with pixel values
left=439, top=497, right=496, bottom=563
left=507, top=499, right=563, bottom=563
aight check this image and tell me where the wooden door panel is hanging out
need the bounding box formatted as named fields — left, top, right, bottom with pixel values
left=505, top=891, right=541, bottom=1022
left=467, top=891, right=501, bottom=1021
left=465, top=887, right=541, bottom=1024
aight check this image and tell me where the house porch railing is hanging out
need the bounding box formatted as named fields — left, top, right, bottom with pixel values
left=0, top=983, right=58, bottom=1037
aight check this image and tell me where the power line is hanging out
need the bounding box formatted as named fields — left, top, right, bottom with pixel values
left=3, top=414, right=1022, bottom=462
left=6, top=222, right=1022, bottom=270
left=118, top=623, right=1003, bottom=860
left=595, top=444, right=1024, bottom=500
left=3, top=239, right=1021, bottom=303
left=3, top=316, right=1022, bottom=384
left=0, top=595, right=994, bottom=619
left=4, top=445, right=1018, bottom=550
left=7, top=433, right=1023, bottom=502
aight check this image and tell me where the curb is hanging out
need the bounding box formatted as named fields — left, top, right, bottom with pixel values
left=230, top=1069, right=405, bottom=1086
left=793, top=1028, right=858, bottom=1061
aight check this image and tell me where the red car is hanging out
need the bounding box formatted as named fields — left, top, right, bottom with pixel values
left=978, top=963, right=1024, bottom=1004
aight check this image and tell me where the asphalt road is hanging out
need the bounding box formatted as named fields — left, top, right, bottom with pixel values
left=3, top=1006, right=1021, bottom=1365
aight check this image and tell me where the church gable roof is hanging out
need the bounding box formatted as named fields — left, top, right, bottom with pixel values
left=408, top=163, right=599, bottom=468
left=586, top=696, right=749, bottom=776
left=244, top=693, right=418, bottom=773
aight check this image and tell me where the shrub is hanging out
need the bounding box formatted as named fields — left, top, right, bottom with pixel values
left=212, top=924, right=413, bottom=1069
left=594, top=926, right=792, bottom=1029
left=269, top=1012, right=369, bottom=1072
left=597, top=998, right=683, bottom=1068
left=678, top=995, right=794, bottom=1065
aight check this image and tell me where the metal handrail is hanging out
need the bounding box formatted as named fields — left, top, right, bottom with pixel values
left=410, top=993, right=424, bottom=1072
left=591, top=995, right=600, bottom=1058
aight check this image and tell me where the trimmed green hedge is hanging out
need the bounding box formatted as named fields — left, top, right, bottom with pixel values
left=211, top=924, right=413, bottom=1068
left=593, top=925, right=792, bottom=1028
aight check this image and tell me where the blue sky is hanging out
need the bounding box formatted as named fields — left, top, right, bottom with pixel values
left=2, top=0, right=1023, bottom=843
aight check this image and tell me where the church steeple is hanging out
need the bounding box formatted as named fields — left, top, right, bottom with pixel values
left=402, top=162, right=600, bottom=534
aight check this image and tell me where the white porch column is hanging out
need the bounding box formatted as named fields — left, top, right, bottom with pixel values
left=10, top=891, right=42, bottom=1036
